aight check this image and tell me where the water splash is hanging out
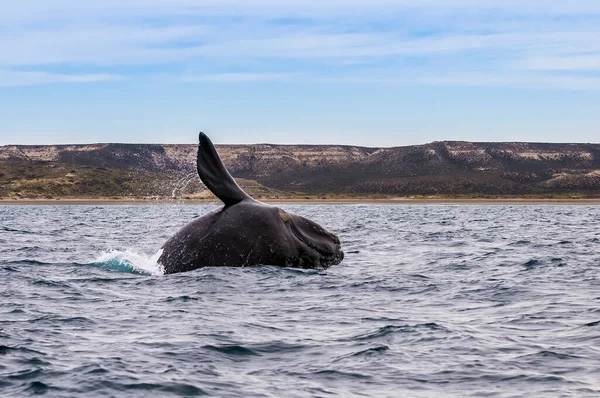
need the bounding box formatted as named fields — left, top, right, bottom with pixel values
left=171, top=172, right=200, bottom=198
left=87, top=249, right=164, bottom=276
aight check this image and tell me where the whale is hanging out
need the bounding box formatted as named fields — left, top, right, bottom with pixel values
left=158, top=133, right=344, bottom=274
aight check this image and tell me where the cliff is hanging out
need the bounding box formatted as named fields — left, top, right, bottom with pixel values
left=1, top=141, right=599, bottom=199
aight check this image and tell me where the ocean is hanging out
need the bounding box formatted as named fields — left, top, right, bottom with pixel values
left=1, top=204, right=599, bottom=397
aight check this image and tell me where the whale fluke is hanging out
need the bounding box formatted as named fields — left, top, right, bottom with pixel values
left=196, top=132, right=251, bottom=206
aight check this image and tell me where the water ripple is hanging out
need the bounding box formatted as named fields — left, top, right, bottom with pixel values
left=1, top=204, right=600, bottom=397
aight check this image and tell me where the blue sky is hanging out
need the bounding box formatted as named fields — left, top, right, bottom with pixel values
left=0, top=0, right=599, bottom=146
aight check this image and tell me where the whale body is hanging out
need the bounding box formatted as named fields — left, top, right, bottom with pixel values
left=158, top=133, right=344, bottom=274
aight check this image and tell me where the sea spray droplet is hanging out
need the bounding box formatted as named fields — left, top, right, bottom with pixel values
left=88, top=249, right=164, bottom=276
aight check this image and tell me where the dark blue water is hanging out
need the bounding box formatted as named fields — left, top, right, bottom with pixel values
left=1, top=204, right=600, bottom=397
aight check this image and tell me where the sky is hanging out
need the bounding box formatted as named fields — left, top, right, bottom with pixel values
left=0, top=0, right=599, bottom=147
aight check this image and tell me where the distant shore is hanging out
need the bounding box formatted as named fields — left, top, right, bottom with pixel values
left=2, top=197, right=600, bottom=205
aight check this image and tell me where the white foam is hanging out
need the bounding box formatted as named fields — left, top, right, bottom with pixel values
left=91, top=249, right=165, bottom=276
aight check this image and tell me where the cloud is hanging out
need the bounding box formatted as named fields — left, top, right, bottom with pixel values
left=419, top=74, right=600, bottom=90
left=0, top=70, right=123, bottom=87
left=182, top=72, right=301, bottom=82
left=4, top=0, right=600, bottom=20
left=0, top=24, right=212, bottom=66
left=522, top=56, right=600, bottom=71
left=3, top=28, right=599, bottom=65
left=178, top=70, right=600, bottom=91
left=0, top=0, right=599, bottom=89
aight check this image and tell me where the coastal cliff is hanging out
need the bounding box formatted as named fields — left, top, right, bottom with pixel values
left=1, top=141, right=599, bottom=199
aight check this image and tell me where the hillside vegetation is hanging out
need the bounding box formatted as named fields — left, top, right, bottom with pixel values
left=1, top=141, right=599, bottom=199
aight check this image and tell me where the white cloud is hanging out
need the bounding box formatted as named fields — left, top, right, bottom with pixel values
left=0, top=24, right=212, bottom=66
left=182, top=72, right=301, bottom=82
left=419, top=74, right=600, bottom=90
left=3, top=0, right=600, bottom=21
left=0, top=0, right=599, bottom=89
left=522, top=56, right=600, bottom=71
left=0, top=70, right=123, bottom=87
left=2, top=28, right=599, bottom=66
left=179, top=70, right=600, bottom=91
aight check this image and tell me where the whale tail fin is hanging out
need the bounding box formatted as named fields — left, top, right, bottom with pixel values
left=196, top=132, right=251, bottom=206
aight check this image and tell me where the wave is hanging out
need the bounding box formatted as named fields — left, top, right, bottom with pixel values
left=86, top=249, right=164, bottom=276
left=202, top=344, right=260, bottom=356
left=1, top=226, right=36, bottom=234
left=2, top=260, right=53, bottom=266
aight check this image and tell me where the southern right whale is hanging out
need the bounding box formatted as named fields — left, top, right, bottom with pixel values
left=158, top=133, right=344, bottom=274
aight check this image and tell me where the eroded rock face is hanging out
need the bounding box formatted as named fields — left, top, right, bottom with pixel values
left=1, top=141, right=599, bottom=197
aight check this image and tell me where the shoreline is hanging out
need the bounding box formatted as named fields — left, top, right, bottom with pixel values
left=2, top=198, right=600, bottom=205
